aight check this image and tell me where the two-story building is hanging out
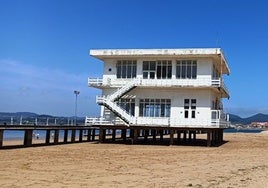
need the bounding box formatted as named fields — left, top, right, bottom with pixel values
left=86, top=48, right=230, bottom=146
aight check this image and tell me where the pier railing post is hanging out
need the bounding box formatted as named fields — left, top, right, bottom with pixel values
left=54, top=130, right=59, bottom=144
left=71, top=130, right=76, bottom=142
left=24, top=130, right=33, bottom=147
left=64, top=130, right=68, bottom=143
left=0, top=130, right=3, bottom=147
left=46, top=130, right=50, bottom=144
left=79, top=129, right=83, bottom=142
left=87, top=129, right=91, bottom=141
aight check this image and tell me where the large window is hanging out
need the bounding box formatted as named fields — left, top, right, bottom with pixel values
left=157, top=60, right=172, bottom=79
left=143, top=61, right=156, bottom=79
left=116, top=60, right=137, bottom=78
left=176, top=60, right=197, bottom=79
left=117, top=98, right=135, bottom=116
left=139, top=99, right=171, bottom=117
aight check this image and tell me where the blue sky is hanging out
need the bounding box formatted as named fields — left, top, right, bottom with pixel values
left=0, top=0, right=268, bottom=117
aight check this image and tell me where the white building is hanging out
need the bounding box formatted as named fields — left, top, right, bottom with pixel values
left=86, top=48, right=230, bottom=146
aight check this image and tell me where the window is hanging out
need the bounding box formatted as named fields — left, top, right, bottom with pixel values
left=116, top=60, right=137, bottom=78
left=176, top=60, right=197, bottom=79
left=117, top=98, right=135, bottom=116
left=143, top=61, right=156, bottom=79
left=139, top=99, right=171, bottom=117
left=156, top=60, right=172, bottom=79
left=184, top=99, right=197, bottom=118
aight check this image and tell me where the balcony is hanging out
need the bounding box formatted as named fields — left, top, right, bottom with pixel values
left=211, top=110, right=230, bottom=128
left=89, top=77, right=229, bottom=97
left=85, top=110, right=229, bottom=128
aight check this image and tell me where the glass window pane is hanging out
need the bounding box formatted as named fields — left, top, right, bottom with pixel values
left=167, top=65, right=172, bottom=78
left=122, top=61, right=127, bottom=78
left=150, top=72, right=155, bottom=79
left=162, top=66, right=167, bottom=79
left=191, top=111, right=196, bottom=118
left=185, top=110, right=189, bottom=118
left=187, top=61, right=191, bottom=79
left=143, top=72, right=148, bottom=79
left=143, top=61, right=149, bottom=70
left=116, top=63, right=121, bottom=78
left=132, top=64, right=137, bottom=78
left=182, top=61, right=186, bottom=79
left=157, top=65, right=161, bottom=79
left=192, top=63, right=197, bottom=79
left=150, top=61, right=156, bottom=70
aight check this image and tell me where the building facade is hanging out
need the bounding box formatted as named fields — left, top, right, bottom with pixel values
left=86, top=48, right=230, bottom=130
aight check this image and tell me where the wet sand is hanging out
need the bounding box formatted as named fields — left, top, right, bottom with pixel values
left=0, top=133, right=268, bottom=188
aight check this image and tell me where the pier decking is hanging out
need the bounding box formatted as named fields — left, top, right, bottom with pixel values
left=0, top=125, right=98, bottom=149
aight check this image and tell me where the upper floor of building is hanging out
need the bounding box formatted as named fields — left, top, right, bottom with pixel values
left=88, top=48, right=230, bottom=98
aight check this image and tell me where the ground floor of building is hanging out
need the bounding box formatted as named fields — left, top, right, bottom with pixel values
left=97, top=126, right=225, bottom=147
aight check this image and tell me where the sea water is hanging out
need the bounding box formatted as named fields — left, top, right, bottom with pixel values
left=3, top=130, right=83, bottom=140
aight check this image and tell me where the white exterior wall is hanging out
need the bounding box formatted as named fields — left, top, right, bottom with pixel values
left=100, top=88, right=213, bottom=127
left=101, top=57, right=213, bottom=84
left=90, top=55, right=228, bottom=128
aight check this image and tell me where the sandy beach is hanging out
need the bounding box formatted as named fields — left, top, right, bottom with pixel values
left=0, top=133, right=268, bottom=188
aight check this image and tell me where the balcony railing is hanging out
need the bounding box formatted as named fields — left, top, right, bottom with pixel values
left=89, top=77, right=227, bottom=89
left=85, top=110, right=229, bottom=128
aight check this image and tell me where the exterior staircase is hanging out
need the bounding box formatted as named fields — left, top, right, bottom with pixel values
left=96, top=79, right=139, bottom=125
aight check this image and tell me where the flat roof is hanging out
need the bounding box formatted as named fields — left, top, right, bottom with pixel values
left=90, top=48, right=230, bottom=74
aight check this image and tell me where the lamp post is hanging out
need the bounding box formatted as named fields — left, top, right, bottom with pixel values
left=74, top=90, right=80, bottom=125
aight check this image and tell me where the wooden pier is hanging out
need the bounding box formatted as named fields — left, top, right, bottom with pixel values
left=96, top=126, right=225, bottom=147
left=0, top=125, right=225, bottom=149
left=0, top=125, right=99, bottom=149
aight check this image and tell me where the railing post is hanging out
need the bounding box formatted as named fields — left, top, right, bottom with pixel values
left=0, top=130, right=4, bottom=147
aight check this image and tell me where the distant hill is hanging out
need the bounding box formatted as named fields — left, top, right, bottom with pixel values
left=0, top=112, right=38, bottom=118
left=229, top=113, right=268, bottom=124
left=0, top=112, right=85, bottom=125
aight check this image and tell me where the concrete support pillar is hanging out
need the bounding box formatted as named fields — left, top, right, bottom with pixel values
left=183, top=131, right=187, bottom=142
left=92, top=129, right=96, bottom=141
left=112, top=129, right=116, bottom=141
left=133, top=129, right=138, bottom=144
left=212, top=130, right=215, bottom=146
left=87, top=129, right=91, bottom=141
left=144, top=129, right=149, bottom=142
left=79, top=129, right=83, bottom=142
left=160, top=130, right=164, bottom=142
left=99, top=128, right=104, bottom=143
left=0, top=130, right=3, bottom=147
left=177, top=130, right=181, bottom=142
left=189, top=131, right=192, bottom=142
left=170, top=130, right=174, bottom=145
left=152, top=129, right=156, bottom=142
left=54, top=130, right=59, bottom=144
left=24, top=130, right=33, bottom=147
left=64, top=130, right=68, bottom=143
left=71, top=130, right=76, bottom=142
left=122, top=129, right=126, bottom=142
left=46, top=130, right=50, bottom=144
left=193, top=131, right=196, bottom=141
left=220, top=129, right=224, bottom=143
left=215, top=130, right=219, bottom=145
left=207, top=130, right=212, bottom=147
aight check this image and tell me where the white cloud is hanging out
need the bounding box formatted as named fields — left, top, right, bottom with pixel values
left=0, top=59, right=100, bottom=116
